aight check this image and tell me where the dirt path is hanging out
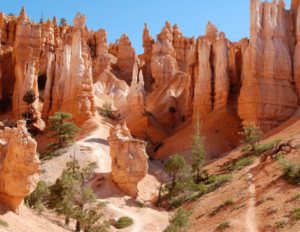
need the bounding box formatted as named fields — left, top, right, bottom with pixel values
left=245, top=161, right=259, bottom=232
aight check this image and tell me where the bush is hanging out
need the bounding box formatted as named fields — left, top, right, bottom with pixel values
left=99, top=102, right=112, bottom=118
left=278, top=158, right=300, bottom=185
left=0, top=219, right=8, bottom=227
left=24, top=181, right=50, bottom=213
left=276, top=220, right=286, bottom=228
left=292, top=207, right=300, bottom=220
left=163, top=207, right=192, bottom=232
left=217, top=220, right=230, bottom=230
left=115, top=217, right=133, bottom=229
left=221, top=156, right=256, bottom=172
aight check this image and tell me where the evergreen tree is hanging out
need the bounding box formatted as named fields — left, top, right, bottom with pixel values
left=190, top=113, right=206, bottom=183
left=115, top=39, right=119, bottom=46
left=238, top=122, right=263, bottom=151
left=60, top=17, right=67, bottom=26
left=48, top=158, right=110, bottom=231
left=45, top=112, right=81, bottom=152
left=22, top=89, right=38, bottom=128
left=164, top=154, right=187, bottom=187
left=163, top=207, right=192, bottom=232
left=156, top=169, right=168, bottom=206
left=25, top=181, right=50, bottom=213
left=40, top=11, right=44, bottom=23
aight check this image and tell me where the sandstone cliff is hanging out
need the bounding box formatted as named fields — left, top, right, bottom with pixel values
left=107, top=123, right=148, bottom=198
left=0, top=121, right=41, bottom=214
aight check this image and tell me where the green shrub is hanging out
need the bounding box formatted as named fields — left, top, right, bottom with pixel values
left=98, top=102, right=112, bottom=118
left=222, top=198, right=234, bottom=206
left=221, top=156, right=256, bottom=172
left=0, top=219, right=8, bottom=227
left=210, top=198, right=234, bottom=216
left=292, top=207, right=300, bottom=220
left=287, top=194, right=300, bottom=203
left=115, top=217, right=133, bottom=229
left=242, top=144, right=252, bottom=152
left=164, top=207, right=192, bottom=232
left=217, top=220, right=230, bottom=230
left=276, top=220, right=286, bottom=228
left=25, top=181, right=50, bottom=213
left=278, top=158, right=300, bottom=185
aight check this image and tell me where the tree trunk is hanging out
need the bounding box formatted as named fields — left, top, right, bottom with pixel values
left=172, top=172, right=177, bottom=187
left=76, top=220, right=80, bottom=232
left=157, top=183, right=162, bottom=205
left=65, top=217, right=69, bottom=226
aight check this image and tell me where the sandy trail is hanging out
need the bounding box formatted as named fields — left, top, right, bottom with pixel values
left=245, top=162, right=259, bottom=232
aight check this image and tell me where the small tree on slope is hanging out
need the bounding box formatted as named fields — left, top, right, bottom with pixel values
left=46, top=112, right=81, bottom=152
left=164, top=207, right=192, bottom=232
left=190, top=112, right=206, bottom=183
left=48, top=158, right=110, bottom=232
left=238, top=122, right=263, bottom=151
left=164, top=154, right=187, bottom=187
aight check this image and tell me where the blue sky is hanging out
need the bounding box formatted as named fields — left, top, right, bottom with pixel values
left=1, top=0, right=292, bottom=54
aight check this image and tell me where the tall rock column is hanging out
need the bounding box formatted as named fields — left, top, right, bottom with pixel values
left=50, top=13, right=96, bottom=123
left=107, top=123, right=148, bottom=199
left=117, top=33, right=136, bottom=78
left=291, top=0, right=300, bottom=9
left=126, top=63, right=146, bottom=113
left=294, top=6, right=300, bottom=101
left=238, top=0, right=298, bottom=132
left=13, top=8, right=41, bottom=121
left=142, top=23, right=154, bottom=77
left=0, top=120, right=41, bottom=214
left=213, top=32, right=230, bottom=109
left=151, top=21, right=179, bottom=88
left=192, top=36, right=213, bottom=121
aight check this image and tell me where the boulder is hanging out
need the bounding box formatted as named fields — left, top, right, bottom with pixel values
left=107, top=123, right=148, bottom=199
left=0, top=120, right=41, bottom=214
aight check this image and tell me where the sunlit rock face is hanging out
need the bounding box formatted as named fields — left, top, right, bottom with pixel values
left=151, top=21, right=179, bottom=89
left=0, top=121, right=41, bottom=214
left=107, top=123, right=148, bottom=199
left=127, top=63, right=146, bottom=113
left=48, top=13, right=96, bottom=123
left=13, top=8, right=42, bottom=123
left=238, top=0, right=298, bottom=132
left=117, top=33, right=136, bottom=78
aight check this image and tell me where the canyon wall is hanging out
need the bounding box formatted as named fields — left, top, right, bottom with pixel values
left=1, top=1, right=300, bottom=134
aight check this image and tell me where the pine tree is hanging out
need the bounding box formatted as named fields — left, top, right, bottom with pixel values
left=22, top=89, right=38, bottom=128
left=40, top=11, right=44, bottom=23
left=163, top=207, right=192, bottom=232
left=156, top=169, right=168, bottom=206
left=164, top=154, right=187, bottom=187
left=60, top=17, right=67, bottom=26
left=190, top=113, right=206, bottom=183
left=45, top=112, right=81, bottom=152
left=25, top=181, right=50, bottom=213
left=48, top=159, right=110, bottom=232
left=238, top=122, right=263, bottom=151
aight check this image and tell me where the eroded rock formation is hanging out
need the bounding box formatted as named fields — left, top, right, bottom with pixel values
left=0, top=120, right=41, bottom=214
left=238, top=0, right=298, bottom=132
left=151, top=21, right=178, bottom=88
left=107, top=123, right=148, bottom=198
left=126, top=63, right=146, bottom=113
left=117, top=33, right=136, bottom=77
